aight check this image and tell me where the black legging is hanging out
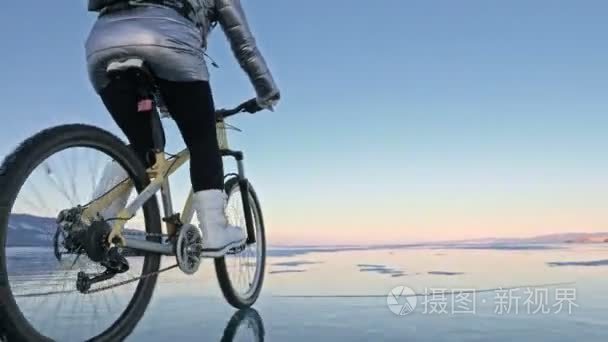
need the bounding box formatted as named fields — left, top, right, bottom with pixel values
left=99, top=78, right=223, bottom=191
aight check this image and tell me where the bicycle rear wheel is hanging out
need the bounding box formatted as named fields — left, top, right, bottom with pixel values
left=0, top=124, right=162, bottom=341
left=215, top=178, right=266, bottom=308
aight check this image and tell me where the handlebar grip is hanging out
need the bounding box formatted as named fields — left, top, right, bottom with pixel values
left=215, top=98, right=262, bottom=120
left=241, top=98, right=262, bottom=114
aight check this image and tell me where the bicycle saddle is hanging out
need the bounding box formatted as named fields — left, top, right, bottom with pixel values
left=106, top=58, right=151, bottom=79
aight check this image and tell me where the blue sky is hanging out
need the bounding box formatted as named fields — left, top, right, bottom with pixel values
left=1, top=1, right=607, bottom=244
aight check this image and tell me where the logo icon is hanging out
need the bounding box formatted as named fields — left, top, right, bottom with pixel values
left=387, top=286, right=418, bottom=316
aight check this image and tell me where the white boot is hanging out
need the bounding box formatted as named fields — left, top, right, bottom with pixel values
left=92, top=161, right=132, bottom=220
left=194, top=189, right=247, bottom=257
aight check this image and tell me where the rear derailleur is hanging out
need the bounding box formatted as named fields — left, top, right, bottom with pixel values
left=77, top=247, right=129, bottom=293
left=76, top=220, right=130, bottom=293
left=55, top=210, right=130, bottom=293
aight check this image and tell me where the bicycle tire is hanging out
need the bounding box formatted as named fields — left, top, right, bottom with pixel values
left=0, top=124, right=162, bottom=341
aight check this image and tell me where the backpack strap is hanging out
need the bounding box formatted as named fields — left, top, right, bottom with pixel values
left=94, top=0, right=198, bottom=25
left=143, top=0, right=197, bottom=23
left=89, top=0, right=124, bottom=12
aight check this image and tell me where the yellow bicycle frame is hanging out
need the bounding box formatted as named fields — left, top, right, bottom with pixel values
left=81, top=149, right=194, bottom=250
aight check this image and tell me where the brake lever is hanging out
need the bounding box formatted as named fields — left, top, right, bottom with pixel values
left=223, top=122, right=243, bottom=132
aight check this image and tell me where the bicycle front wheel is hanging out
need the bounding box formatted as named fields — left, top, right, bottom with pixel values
left=0, top=124, right=162, bottom=341
left=215, top=178, right=267, bottom=308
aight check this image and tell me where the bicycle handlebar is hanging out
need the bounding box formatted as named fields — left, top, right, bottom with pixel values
left=215, top=98, right=262, bottom=120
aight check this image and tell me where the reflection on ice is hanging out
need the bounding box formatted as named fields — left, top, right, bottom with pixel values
left=547, top=259, right=608, bottom=267
left=4, top=243, right=608, bottom=341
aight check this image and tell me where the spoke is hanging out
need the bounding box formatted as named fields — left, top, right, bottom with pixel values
left=88, top=150, right=103, bottom=197
left=43, top=162, right=75, bottom=206
left=223, top=188, right=264, bottom=298
left=70, top=253, right=82, bottom=269
left=25, top=181, right=54, bottom=217
left=19, top=196, right=44, bottom=215
left=5, top=146, right=152, bottom=341
left=66, top=149, right=82, bottom=206
left=246, top=245, right=254, bottom=284
left=56, top=154, right=78, bottom=206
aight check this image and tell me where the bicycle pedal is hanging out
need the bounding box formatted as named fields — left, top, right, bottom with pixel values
left=227, top=245, right=246, bottom=254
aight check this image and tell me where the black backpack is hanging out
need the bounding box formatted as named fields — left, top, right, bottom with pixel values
left=88, top=0, right=126, bottom=11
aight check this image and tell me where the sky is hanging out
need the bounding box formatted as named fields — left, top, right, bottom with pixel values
left=1, top=0, right=608, bottom=245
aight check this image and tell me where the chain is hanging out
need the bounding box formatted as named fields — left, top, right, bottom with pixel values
left=81, top=230, right=178, bottom=294
left=121, top=231, right=170, bottom=238
left=15, top=231, right=178, bottom=298
left=84, top=263, right=179, bottom=294
left=15, top=263, right=179, bottom=298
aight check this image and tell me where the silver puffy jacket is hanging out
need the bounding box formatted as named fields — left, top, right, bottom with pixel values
left=86, top=0, right=279, bottom=106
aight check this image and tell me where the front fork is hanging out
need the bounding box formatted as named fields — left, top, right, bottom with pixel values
left=223, top=149, right=256, bottom=245
left=239, top=179, right=256, bottom=245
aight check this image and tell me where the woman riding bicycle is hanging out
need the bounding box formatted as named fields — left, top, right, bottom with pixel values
left=85, top=0, right=280, bottom=257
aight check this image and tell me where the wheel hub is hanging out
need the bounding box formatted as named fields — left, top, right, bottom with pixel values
left=83, top=220, right=111, bottom=262
left=55, top=209, right=130, bottom=291
left=56, top=207, right=111, bottom=263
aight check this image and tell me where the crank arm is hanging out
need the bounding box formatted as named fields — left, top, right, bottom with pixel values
left=123, top=238, right=175, bottom=256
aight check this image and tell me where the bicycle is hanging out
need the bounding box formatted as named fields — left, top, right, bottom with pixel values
left=0, top=58, right=267, bottom=341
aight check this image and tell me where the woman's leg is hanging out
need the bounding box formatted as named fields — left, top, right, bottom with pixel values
left=156, top=79, right=224, bottom=192
left=99, top=77, right=156, bottom=167
left=157, top=79, right=246, bottom=256
left=94, top=78, right=155, bottom=219
left=101, top=77, right=222, bottom=190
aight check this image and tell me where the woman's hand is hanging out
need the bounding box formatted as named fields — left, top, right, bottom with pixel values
left=256, top=92, right=281, bottom=111
left=217, top=0, right=280, bottom=112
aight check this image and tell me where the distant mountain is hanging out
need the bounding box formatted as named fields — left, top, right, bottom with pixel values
left=6, top=213, right=145, bottom=247
left=6, top=214, right=608, bottom=248
left=7, top=214, right=56, bottom=246
left=563, top=235, right=608, bottom=244
left=465, top=233, right=608, bottom=244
